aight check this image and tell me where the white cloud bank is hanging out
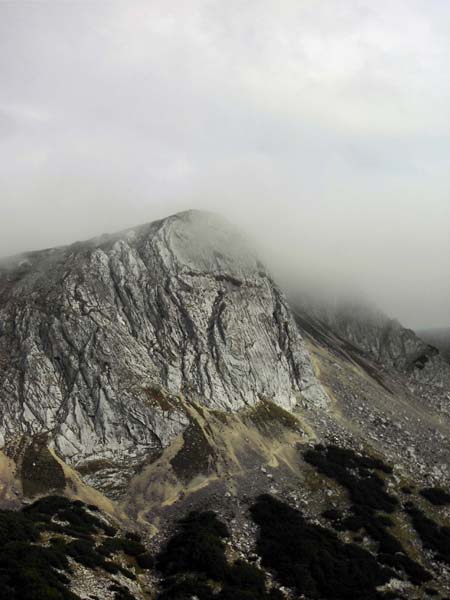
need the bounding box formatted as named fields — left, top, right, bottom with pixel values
left=0, top=0, right=449, bottom=327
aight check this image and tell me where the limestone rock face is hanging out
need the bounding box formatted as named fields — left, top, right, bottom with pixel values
left=0, top=210, right=326, bottom=466
left=302, top=299, right=450, bottom=396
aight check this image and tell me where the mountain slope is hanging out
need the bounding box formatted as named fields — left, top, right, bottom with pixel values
left=1, top=210, right=450, bottom=598
left=418, top=327, right=450, bottom=361
left=0, top=210, right=326, bottom=487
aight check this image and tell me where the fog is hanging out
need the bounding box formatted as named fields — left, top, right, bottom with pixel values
left=1, top=1, right=449, bottom=328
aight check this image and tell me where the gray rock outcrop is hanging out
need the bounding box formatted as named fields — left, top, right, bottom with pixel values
left=0, top=210, right=326, bottom=467
left=302, top=299, right=450, bottom=386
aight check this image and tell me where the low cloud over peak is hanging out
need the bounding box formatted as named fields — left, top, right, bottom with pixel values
left=0, top=0, right=449, bottom=328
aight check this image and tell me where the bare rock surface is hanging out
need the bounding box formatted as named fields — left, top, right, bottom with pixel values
left=305, top=299, right=450, bottom=384
left=0, top=210, right=326, bottom=471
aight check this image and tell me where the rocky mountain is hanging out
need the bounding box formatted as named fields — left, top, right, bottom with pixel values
left=1, top=209, right=450, bottom=600
left=297, top=297, right=448, bottom=375
left=418, top=327, right=450, bottom=361
left=0, top=210, right=326, bottom=491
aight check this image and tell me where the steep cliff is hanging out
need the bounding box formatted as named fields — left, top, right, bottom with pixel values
left=0, top=210, right=326, bottom=474
left=297, top=298, right=450, bottom=395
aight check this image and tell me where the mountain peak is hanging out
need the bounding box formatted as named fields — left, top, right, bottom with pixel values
left=0, top=210, right=327, bottom=485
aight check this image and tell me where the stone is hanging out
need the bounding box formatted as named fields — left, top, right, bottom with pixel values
left=0, top=210, right=327, bottom=471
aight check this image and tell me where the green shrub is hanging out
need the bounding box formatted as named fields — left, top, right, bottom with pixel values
left=250, top=494, right=396, bottom=600
left=157, top=511, right=229, bottom=581
left=136, top=552, right=154, bottom=569
left=0, top=495, right=139, bottom=599
left=108, top=583, right=136, bottom=600
left=97, top=537, right=124, bottom=557
left=303, top=445, right=430, bottom=585
left=420, top=487, right=450, bottom=506
left=119, top=538, right=146, bottom=556
left=405, top=503, right=450, bottom=563
left=157, top=511, right=275, bottom=599
left=0, top=510, right=39, bottom=543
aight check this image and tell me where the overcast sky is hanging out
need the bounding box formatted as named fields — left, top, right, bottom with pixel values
left=0, top=1, right=449, bottom=328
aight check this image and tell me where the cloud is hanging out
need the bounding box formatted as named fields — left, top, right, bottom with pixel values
left=0, top=0, right=449, bottom=327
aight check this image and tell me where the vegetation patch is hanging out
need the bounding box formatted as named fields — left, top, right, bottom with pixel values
left=419, top=487, right=450, bottom=506
left=304, top=445, right=396, bottom=512
left=156, top=510, right=282, bottom=599
left=170, top=420, right=215, bottom=482
left=98, top=536, right=146, bottom=558
left=21, top=436, right=66, bottom=497
left=247, top=399, right=301, bottom=433
left=322, top=508, right=342, bottom=522
left=136, top=552, right=154, bottom=569
left=108, top=582, right=137, bottom=600
left=23, top=495, right=117, bottom=538
left=0, top=495, right=148, bottom=599
left=250, top=494, right=395, bottom=599
left=303, top=445, right=431, bottom=585
left=405, top=502, right=450, bottom=564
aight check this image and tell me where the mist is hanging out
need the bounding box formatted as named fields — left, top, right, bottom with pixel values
left=1, top=1, right=449, bottom=328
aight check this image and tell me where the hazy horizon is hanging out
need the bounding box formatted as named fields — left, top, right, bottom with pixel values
left=1, top=1, right=449, bottom=329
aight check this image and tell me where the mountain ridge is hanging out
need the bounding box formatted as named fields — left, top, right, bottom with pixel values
left=0, top=209, right=326, bottom=490
left=1, top=209, right=450, bottom=598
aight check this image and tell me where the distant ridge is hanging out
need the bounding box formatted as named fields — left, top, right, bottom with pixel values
left=418, top=326, right=450, bottom=360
